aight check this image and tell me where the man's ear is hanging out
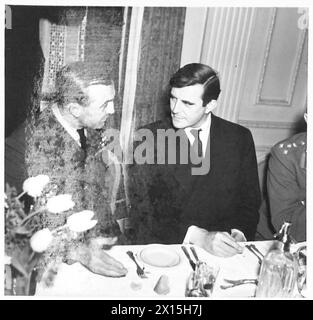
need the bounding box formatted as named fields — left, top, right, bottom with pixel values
left=204, top=100, right=217, bottom=114
left=68, top=103, right=83, bottom=118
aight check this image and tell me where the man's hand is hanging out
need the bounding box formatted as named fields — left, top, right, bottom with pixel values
left=68, top=242, right=128, bottom=277
left=230, top=229, right=247, bottom=242
left=189, top=227, right=244, bottom=257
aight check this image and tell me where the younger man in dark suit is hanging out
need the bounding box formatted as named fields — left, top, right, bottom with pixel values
left=129, top=63, right=261, bottom=257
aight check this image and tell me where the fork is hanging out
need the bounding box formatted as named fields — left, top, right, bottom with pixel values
left=126, top=251, right=148, bottom=279
left=190, top=247, right=201, bottom=264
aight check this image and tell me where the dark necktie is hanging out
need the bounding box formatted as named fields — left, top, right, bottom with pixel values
left=190, top=128, right=203, bottom=158
left=77, top=128, right=87, bottom=151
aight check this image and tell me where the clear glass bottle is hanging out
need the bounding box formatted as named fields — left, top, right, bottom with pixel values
left=255, top=222, right=298, bottom=298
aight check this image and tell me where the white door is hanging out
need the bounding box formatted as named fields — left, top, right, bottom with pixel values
left=181, top=7, right=308, bottom=162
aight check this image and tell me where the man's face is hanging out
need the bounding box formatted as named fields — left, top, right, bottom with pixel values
left=170, top=84, right=208, bottom=129
left=79, top=84, right=115, bottom=129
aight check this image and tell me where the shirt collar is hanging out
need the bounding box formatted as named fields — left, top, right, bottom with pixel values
left=51, top=104, right=83, bottom=146
left=184, top=112, right=212, bottom=148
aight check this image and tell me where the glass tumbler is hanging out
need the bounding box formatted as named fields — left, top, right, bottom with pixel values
left=296, top=246, right=307, bottom=298
left=185, top=262, right=219, bottom=297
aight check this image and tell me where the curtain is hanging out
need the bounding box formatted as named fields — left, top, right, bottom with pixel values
left=122, top=7, right=186, bottom=229
left=84, top=7, right=124, bottom=129
left=5, top=6, right=125, bottom=191
left=5, top=6, right=45, bottom=137
left=5, top=6, right=44, bottom=190
left=134, top=7, right=186, bottom=129
left=39, top=6, right=124, bottom=129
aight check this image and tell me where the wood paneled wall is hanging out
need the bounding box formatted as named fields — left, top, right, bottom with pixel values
left=181, top=7, right=308, bottom=163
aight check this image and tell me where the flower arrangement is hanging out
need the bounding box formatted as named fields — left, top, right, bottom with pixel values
left=4, top=175, right=98, bottom=295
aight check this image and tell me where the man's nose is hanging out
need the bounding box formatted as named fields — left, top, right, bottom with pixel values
left=106, top=102, right=115, bottom=114
left=171, top=99, right=181, bottom=113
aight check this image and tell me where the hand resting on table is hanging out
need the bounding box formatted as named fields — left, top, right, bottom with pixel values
left=67, top=237, right=128, bottom=278
left=187, top=226, right=244, bottom=257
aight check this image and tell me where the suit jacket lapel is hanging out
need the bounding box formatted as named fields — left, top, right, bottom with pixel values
left=209, top=114, right=228, bottom=172
left=186, top=114, right=220, bottom=192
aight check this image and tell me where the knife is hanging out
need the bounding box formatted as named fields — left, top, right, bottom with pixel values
left=181, top=246, right=196, bottom=271
left=245, top=245, right=263, bottom=264
left=190, top=246, right=200, bottom=264
left=249, top=244, right=264, bottom=258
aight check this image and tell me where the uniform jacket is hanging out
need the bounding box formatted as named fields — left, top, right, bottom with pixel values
left=267, top=132, right=306, bottom=242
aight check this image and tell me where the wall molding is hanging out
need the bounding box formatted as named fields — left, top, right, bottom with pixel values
left=256, top=145, right=272, bottom=164
left=119, top=7, right=144, bottom=209
left=180, top=7, right=208, bottom=66
left=255, top=8, right=277, bottom=105
left=199, top=7, right=256, bottom=123
left=118, top=7, right=129, bottom=93
left=257, top=152, right=271, bottom=164
left=120, top=7, right=144, bottom=157
left=255, top=9, right=307, bottom=107
left=256, top=145, right=272, bottom=152
left=238, top=119, right=297, bottom=130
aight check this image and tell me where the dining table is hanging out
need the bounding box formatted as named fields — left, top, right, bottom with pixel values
left=35, top=240, right=305, bottom=298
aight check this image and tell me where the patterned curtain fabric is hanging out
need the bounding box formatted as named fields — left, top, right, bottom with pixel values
left=125, top=7, right=186, bottom=241
left=39, top=7, right=124, bottom=129
left=32, top=6, right=125, bottom=197
left=39, top=7, right=87, bottom=96
left=134, top=7, right=186, bottom=129
left=84, top=7, right=124, bottom=130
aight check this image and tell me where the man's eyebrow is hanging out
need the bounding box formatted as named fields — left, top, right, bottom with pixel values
left=170, top=94, right=194, bottom=105
left=100, top=98, right=114, bottom=107
left=182, top=99, right=194, bottom=104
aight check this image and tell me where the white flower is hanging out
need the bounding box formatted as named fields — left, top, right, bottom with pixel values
left=46, top=194, right=75, bottom=213
left=66, top=210, right=98, bottom=232
left=4, top=254, right=11, bottom=265
left=30, top=228, right=53, bottom=253
left=23, top=175, right=50, bottom=197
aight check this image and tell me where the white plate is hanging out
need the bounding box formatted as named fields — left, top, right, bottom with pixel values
left=139, top=245, right=180, bottom=268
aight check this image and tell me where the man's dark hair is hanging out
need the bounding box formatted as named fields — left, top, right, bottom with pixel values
left=54, top=61, right=113, bottom=108
left=169, top=63, right=221, bottom=105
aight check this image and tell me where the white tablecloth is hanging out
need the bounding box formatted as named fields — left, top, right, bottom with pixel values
left=35, top=241, right=302, bottom=298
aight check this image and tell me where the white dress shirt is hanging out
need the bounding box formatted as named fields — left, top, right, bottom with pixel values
left=52, top=104, right=86, bottom=147
left=184, top=112, right=211, bottom=156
